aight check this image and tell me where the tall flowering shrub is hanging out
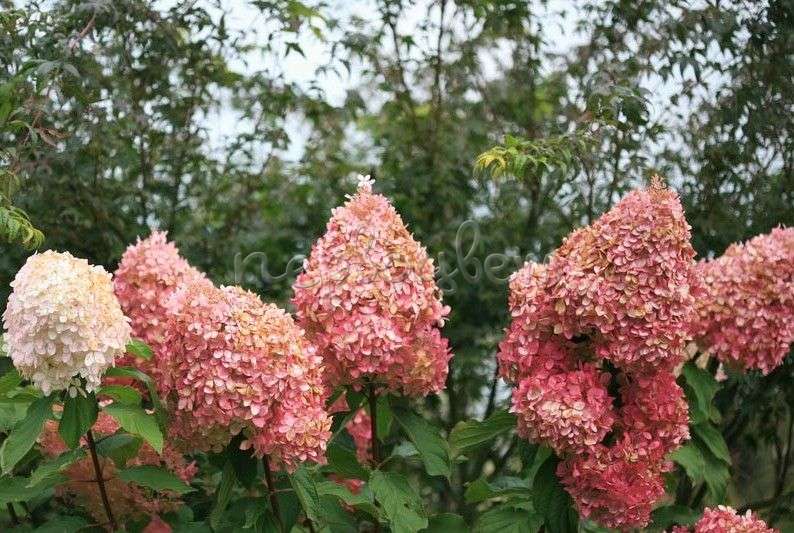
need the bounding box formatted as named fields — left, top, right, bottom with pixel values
left=292, top=176, right=451, bottom=396
left=39, top=412, right=196, bottom=530
left=3, top=250, right=131, bottom=394
left=498, top=180, right=696, bottom=529
left=114, top=231, right=205, bottom=377
left=159, top=277, right=331, bottom=470
left=692, top=227, right=794, bottom=374
left=671, top=506, right=778, bottom=532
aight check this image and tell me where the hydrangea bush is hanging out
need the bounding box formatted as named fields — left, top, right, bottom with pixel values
left=0, top=178, right=792, bottom=532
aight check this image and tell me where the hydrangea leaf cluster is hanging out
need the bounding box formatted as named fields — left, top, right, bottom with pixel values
left=3, top=251, right=131, bottom=394
left=292, top=175, right=452, bottom=396
left=114, top=231, right=205, bottom=378
left=160, top=277, right=331, bottom=471
left=498, top=181, right=696, bottom=529
left=39, top=412, right=196, bottom=528
left=693, top=227, right=794, bottom=374
left=671, top=505, right=778, bottom=533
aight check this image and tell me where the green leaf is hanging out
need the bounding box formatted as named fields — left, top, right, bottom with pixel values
left=369, top=470, right=427, bottom=533
left=98, top=385, right=142, bottom=406
left=27, top=447, right=85, bottom=488
left=532, top=455, right=577, bottom=533
left=0, top=394, right=54, bottom=474
left=692, top=423, right=731, bottom=464
left=423, top=513, right=466, bottom=532
left=449, top=409, right=516, bottom=458
left=649, top=505, right=699, bottom=531
left=0, top=367, right=21, bottom=397
left=464, top=476, right=531, bottom=504
left=289, top=464, right=323, bottom=525
left=0, top=475, right=53, bottom=504
left=316, top=480, right=380, bottom=519
left=95, top=433, right=142, bottom=468
left=473, top=505, right=542, bottom=533
left=393, top=407, right=451, bottom=478
left=126, top=339, right=154, bottom=360
left=102, top=403, right=163, bottom=453
left=326, top=441, right=370, bottom=480
left=681, top=363, right=720, bottom=425
left=670, top=442, right=706, bottom=484
left=210, top=461, right=236, bottom=530
left=59, top=391, right=98, bottom=449
left=699, top=437, right=731, bottom=502
left=103, top=366, right=167, bottom=430
left=118, top=465, right=195, bottom=494
left=32, top=516, right=90, bottom=532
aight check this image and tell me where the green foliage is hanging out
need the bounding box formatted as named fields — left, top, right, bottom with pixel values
left=102, top=403, right=163, bottom=453
left=393, top=407, right=452, bottom=478
left=118, top=465, right=195, bottom=494
left=370, top=470, right=428, bottom=533
left=0, top=394, right=53, bottom=474
left=58, top=391, right=98, bottom=449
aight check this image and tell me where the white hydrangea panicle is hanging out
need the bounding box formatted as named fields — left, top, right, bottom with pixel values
left=3, top=251, right=131, bottom=394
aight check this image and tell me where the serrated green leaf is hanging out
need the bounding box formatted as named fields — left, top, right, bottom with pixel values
left=289, top=464, right=322, bottom=525
left=393, top=407, right=451, bottom=478
left=103, top=366, right=167, bottom=430
left=59, top=391, right=98, bottom=449
left=473, top=505, right=542, bottom=533
left=464, top=476, right=531, bottom=504
left=532, top=455, right=577, bottom=533
left=692, top=423, right=731, bottom=464
left=682, top=363, right=720, bottom=425
left=649, top=504, right=699, bottom=531
left=423, top=513, right=466, bottom=532
left=98, top=384, right=142, bottom=406
left=102, top=403, right=163, bottom=453
left=0, top=367, right=21, bottom=397
left=95, top=433, right=142, bottom=468
left=449, top=409, right=516, bottom=458
left=126, top=339, right=154, bottom=360
left=326, top=441, right=370, bottom=480
left=27, top=447, right=85, bottom=487
left=210, top=461, right=236, bottom=530
left=369, top=470, right=427, bottom=533
left=670, top=442, right=706, bottom=484
left=0, top=394, right=54, bottom=474
left=118, top=465, right=195, bottom=494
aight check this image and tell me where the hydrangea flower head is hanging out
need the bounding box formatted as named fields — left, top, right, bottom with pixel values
left=114, top=231, right=204, bottom=376
left=292, top=175, right=452, bottom=396
left=512, top=366, right=614, bottom=455
left=498, top=180, right=696, bottom=529
left=693, top=227, right=794, bottom=374
left=161, top=278, right=331, bottom=470
left=3, top=251, right=131, bottom=394
left=672, top=505, right=777, bottom=533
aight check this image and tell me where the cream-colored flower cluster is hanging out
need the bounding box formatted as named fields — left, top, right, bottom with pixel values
left=3, top=251, right=131, bottom=394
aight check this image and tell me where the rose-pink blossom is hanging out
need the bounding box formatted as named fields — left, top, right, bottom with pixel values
left=292, top=176, right=452, bottom=396
left=114, top=231, right=205, bottom=379
left=672, top=505, right=777, bottom=532
left=693, top=227, right=794, bottom=374
left=160, top=278, right=331, bottom=471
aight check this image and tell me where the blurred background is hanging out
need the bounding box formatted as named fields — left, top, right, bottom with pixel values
left=1, top=0, right=792, bottom=527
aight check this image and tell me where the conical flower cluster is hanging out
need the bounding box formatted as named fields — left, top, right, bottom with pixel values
left=39, top=412, right=196, bottom=529
left=671, top=505, right=777, bottom=532
left=3, top=251, right=131, bottom=394
left=693, top=227, right=794, bottom=374
left=498, top=180, right=696, bottom=529
left=160, top=277, right=331, bottom=470
left=292, top=176, right=451, bottom=396
left=114, top=231, right=205, bottom=378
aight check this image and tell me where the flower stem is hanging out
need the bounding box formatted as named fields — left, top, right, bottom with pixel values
left=368, top=383, right=382, bottom=533
left=262, top=455, right=284, bottom=532
left=85, top=429, right=117, bottom=531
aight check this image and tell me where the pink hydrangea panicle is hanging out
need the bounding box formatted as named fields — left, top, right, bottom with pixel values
left=346, top=410, right=373, bottom=463
left=693, top=227, right=794, bottom=374
left=558, top=439, right=667, bottom=530
left=292, top=175, right=452, bottom=396
left=498, top=180, right=697, bottom=529
left=511, top=366, right=614, bottom=455
left=113, top=231, right=205, bottom=378
left=38, top=413, right=196, bottom=530
left=672, top=505, right=778, bottom=533
left=161, top=278, right=331, bottom=471
left=3, top=251, right=131, bottom=394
